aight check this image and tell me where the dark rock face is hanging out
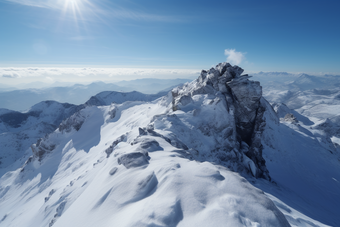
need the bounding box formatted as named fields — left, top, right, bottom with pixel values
left=283, top=113, right=299, bottom=124
left=172, top=62, right=271, bottom=179
left=0, top=111, right=40, bottom=128
left=105, top=134, right=127, bottom=157
left=117, top=152, right=149, bottom=169
left=31, top=140, right=56, bottom=161
left=228, top=77, right=262, bottom=144
left=137, top=127, right=188, bottom=150
left=58, top=111, right=86, bottom=133
left=132, top=138, right=163, bottom=153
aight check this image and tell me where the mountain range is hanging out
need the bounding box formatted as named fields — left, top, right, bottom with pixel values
left=0, top=79, right=191, bottom=111
left=0, top=63, right=339, bottom=226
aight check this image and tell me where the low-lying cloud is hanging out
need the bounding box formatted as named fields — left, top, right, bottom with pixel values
left=0, top=67, right=199, bottom=88
left=2, top=73, right=20, bottom=78
left=224, top=49, right=246, bottom=65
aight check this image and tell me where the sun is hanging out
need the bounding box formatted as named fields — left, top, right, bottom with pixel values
left=58, top=0, right=99, bottom=32
left=63, top=0, right=81, bottom=10
left=60, top=0, right=84, bottom=29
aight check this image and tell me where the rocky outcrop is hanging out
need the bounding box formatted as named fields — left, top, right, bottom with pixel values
left=171, top=62, right=272, bottom=179
left=105, top=134, right=127, bottom=157
left=282, top=113, right=299, bottom=124
left=58, top=111, right=87, bottom=133
left=136, top=127, right=189, bottom=151
left=31, top=138, right=56, bottom=161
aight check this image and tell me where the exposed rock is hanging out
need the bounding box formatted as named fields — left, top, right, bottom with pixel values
left=272, top=102, right=314, bottom=125
left=137, top=127, right=188, bottom=150
left=105, top=134, right=127, bottom=158
left=109, top=167, right=118, bottom=175
left=58, top=111, right=86, bottom=133
left=45, top=189, right=56, bottom=202
left=227, top=76, right=262, bottom=144
left=108, top=105, right=117, bottom=119
left=170, top=62, right=272, bottom=179
left=117, top=152, right=149, bottom=169
left=0, top=111, right=40, bottom=128
left=282, top=113, right=299, bottom=124
left=132, top=138, right=163, bottom=152
left=31, top=141, right=56, bottom=161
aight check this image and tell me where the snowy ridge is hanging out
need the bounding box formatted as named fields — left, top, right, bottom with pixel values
left=85, top=90, right=167, bottom=106
left=0, top=62, right=339, bottom=226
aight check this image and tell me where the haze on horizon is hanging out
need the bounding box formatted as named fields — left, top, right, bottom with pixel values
left=0, top=0, right=339, bottom=86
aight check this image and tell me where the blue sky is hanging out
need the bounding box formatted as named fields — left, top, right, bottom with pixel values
left=0, top=0, right=339, bottom=76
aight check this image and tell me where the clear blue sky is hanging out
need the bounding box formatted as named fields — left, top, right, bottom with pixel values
left=0, top=0, right=339, bottom=73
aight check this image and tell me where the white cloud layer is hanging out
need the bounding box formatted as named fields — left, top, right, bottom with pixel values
left=224, top=49, right=246, bottom=65
left=0, top=67, right=199, bottom=87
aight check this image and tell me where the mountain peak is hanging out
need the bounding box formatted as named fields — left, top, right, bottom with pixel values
left=171, top=62, right=272, bottom=179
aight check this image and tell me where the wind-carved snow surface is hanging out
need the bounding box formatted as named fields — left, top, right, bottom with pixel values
left=0, top=62, right=339, bottom=227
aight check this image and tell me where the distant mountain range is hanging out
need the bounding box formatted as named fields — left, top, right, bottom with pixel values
left=251, top=72, right=340, bottom=91
left=0, top=78, right=191, bottom=111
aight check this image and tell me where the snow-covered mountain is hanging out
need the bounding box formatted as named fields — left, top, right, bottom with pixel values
left=0, top=90, right=169, bottom=177
left=0, top=63, right=339, bottom=226
left=0, top=79, right=192, bottom=111
left=85, top=90, right=167, bottom=106
left=251, top=72, right=340, bottom=92
left=0, top=101, right=84, bottom=176
left=0, top=82, right=128, bottom=111
left=257, top=72, right=340, bottom=148
left=264, top=88, right=340, bottom=121
left=113, top=78, right=192, bottom=94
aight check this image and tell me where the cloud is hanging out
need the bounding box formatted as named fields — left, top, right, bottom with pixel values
left=2, top=73, right=19, bottom=78
left=0, top=67, right=199, bottom=86
left=224, top=49, right=246, bottom=65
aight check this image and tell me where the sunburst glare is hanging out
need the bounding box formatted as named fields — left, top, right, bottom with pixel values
left=59, top=0, right=92, bottom=33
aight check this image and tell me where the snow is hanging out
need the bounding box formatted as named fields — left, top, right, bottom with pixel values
left=259, top=113, right=340, bottom=226
left=1, top=64, right=340, bottom=227
left=0, top=96, right=291, bottom=227
left=331, top=136, right=340, bottom=145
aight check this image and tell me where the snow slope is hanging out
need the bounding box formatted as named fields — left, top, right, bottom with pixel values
left=0, top=100, right=291, bottom=227
left=259, top=107, right=340, bottom=226
left=1, top=62, right=339, bottom=227
left=0, top=89, right=169, bottom=178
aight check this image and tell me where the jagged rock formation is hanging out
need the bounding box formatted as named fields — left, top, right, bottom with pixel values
left=172, top=62, right=272, bottom=179
left=58, top=111, right=87, bottom=133
left=282, top=113, right=299, bottom=124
